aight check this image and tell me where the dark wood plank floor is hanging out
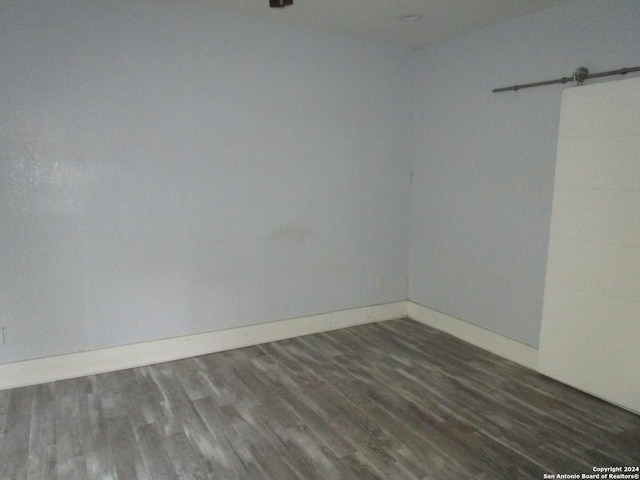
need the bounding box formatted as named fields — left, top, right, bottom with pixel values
left=1, top=318, right=638, bottom=479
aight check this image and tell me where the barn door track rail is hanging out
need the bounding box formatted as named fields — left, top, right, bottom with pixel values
left=493, top=65, right=640, bottom=93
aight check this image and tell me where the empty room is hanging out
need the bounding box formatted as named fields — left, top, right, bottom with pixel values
left=1, top=0, right=639, bottom=478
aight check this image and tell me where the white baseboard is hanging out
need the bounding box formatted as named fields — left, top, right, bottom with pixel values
left=407, top=302, right=538, bottom=370
left=0, top=301, right=539, bottom=390
left=0, top=301, right=407, bottom=391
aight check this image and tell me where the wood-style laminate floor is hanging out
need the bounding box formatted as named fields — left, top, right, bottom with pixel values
left=1, top=318, right=638, bottom=479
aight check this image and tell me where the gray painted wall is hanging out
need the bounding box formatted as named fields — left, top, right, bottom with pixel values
left=408, top=0, right=640, bottom=346
left=2, top=0, right=638, bottom=364
left=0, top=0, right=413, bottom=364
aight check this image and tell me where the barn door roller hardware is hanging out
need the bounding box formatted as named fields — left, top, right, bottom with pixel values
left=493, top=65, right=640, bottom=93
left=270, top=0, right=293, bottom=7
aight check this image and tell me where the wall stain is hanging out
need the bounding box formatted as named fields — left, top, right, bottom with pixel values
left=264, top=223, right=311, bottom=245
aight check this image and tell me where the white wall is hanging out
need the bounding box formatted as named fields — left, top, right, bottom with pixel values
left=0, top=0, right=413, bottom=364
left=409, top=0, right=640, bottom=347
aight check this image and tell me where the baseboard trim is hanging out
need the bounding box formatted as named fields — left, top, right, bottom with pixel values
left=407, top=302, right=538, bottom=370
left=0, top=301, right=538, bottom=390
left=0, top=301, right=407, bottom=390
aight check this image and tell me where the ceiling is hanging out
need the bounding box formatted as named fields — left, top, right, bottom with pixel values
left=164, top=0, right=576, bottom=49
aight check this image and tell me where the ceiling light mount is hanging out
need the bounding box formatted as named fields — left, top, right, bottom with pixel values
left=270, top=0, right=293, bottom=8
left=399, top=14, right=423, bottom=22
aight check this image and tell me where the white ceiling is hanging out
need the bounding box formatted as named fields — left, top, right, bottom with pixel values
left=165, top=0, right=576, bottom=49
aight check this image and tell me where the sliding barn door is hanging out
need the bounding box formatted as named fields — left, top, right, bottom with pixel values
left=538, top=77, right=640, bottom=414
